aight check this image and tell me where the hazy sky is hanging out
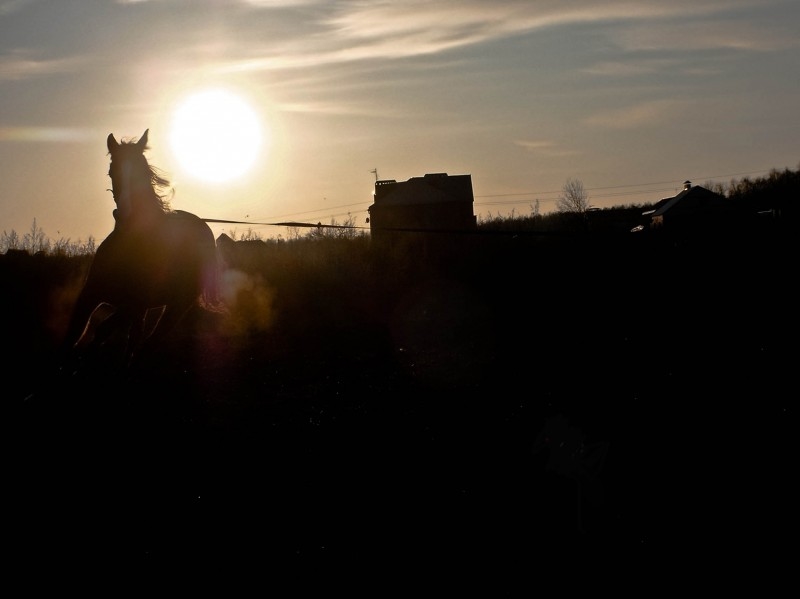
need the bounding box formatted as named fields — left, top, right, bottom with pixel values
left=1, top=0, right=798, bottom=243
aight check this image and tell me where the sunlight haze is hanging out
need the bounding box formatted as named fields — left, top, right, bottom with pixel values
left=169, top=88, right=265, bottom=184
left=0, top=0, right=797, bottom=243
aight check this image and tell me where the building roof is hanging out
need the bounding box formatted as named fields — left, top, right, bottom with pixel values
left=650, top=181, right=729, bottom=218
left=372, top=173, right=473, bottom=207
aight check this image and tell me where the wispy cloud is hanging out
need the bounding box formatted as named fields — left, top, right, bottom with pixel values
left=581, top=58, right=681, bottom=78
left=240, top=0, right=321, bottom=6
left=614, top=18, right=800, bottom=53
left=0, top=49, right=82, bottom=80
left=583, top=99, right=685, bottom=129
left=0, top=126, right=96, bottom=142
left=0, top=0, right=36, bottom=17
left=215, top=0, right=777, bottom=75
left=275, top=99, right=405, bottom=118
left=580, top=55, right=728, bottom=80
left=514, top=139, right=578, bottom=157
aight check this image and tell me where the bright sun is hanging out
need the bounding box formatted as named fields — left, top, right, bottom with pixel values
left=169, top=88, right=264, bottom=183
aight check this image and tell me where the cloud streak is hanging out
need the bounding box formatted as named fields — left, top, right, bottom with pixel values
left=0, top=49, right=83, bottom=80
left=0, top=126, right=96, bottom=142
left=514, top=140, right=578, bottom=157
left=583, top=99, right=687, bottom=129
left=217, top=0, right=776, bottom=73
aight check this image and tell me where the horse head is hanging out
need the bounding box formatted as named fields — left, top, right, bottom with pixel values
left=107, top=129, right=167, bottom=224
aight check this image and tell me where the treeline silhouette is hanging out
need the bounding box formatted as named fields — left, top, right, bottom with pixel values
left=3, top=163, right=796, bottom=386
left=2, top=164, right=797, bottom=256
left=3, top=163, right=795, bottom=392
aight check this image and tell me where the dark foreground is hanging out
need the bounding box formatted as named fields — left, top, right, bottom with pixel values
left=4, top=233, right=794, bottom=565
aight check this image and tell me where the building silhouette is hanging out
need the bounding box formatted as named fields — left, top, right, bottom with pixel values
left=367, top=173, right=476, bottom=244
left=633, top=180, right=749, bottom=241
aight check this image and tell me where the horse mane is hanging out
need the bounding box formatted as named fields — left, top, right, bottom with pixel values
left=140, top=161, right=173, bottom=213
left=109, top=131, right=173, bottom=215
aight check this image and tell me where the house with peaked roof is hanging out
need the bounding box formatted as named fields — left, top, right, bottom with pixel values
left=367, top=173, right=476, bottom=243
left=635, top=180, right=747, bottom=237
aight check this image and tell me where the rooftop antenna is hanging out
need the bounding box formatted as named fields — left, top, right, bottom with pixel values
left=370, top=168, right=379, bottom=182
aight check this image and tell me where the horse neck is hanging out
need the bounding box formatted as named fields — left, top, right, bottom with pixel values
left=115, top=186, right=167, bottom=229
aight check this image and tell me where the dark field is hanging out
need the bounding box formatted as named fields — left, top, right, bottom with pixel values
left=4, top=229, right=794, bottom=563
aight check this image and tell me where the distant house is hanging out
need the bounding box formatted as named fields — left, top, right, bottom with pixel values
left=634, top=180, right=746, bottom=236
left=367, top=173, right=476, bottom=243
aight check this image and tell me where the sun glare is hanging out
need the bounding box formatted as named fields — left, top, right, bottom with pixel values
left=169, top=89, right=264, bottom=184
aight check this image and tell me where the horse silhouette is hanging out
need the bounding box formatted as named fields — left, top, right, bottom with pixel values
left=62, top=129, right=224, bottom=370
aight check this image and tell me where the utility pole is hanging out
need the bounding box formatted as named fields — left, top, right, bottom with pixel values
left=370, top=168, right=379, bottom=182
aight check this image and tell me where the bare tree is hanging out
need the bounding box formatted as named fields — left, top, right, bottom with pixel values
left=556, top=178, right=590, bottom=214
left=285, top=225, right=302, bottom=241
left=1, top=229, right=21, bottom=252
left=704, top=180, right=727, bottom=196
left=530, top=198, right=541, bottom=219
left=24, top=218, right=50, bottom=254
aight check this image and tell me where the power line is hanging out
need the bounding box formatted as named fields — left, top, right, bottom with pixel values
left=474, top=168, right=779, bottom=201
left=220, top=167, right=786, bottom=226
left=246, top=201, right=370, bottom=223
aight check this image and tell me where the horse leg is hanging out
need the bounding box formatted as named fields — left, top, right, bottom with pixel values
left=62, top=233, right=123, bottom=353
left=124, top=302, right=195, bottom=368
left=53, top=303, right=135, bottom=384
left=72, top=303, right=116, bottom=349
left=63, top=284, right=104, bottom=353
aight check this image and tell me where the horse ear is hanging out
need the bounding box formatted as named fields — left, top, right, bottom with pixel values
left=107, top=133, right=119, bottom=153
left=137, top=129, right=149, bottom=151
